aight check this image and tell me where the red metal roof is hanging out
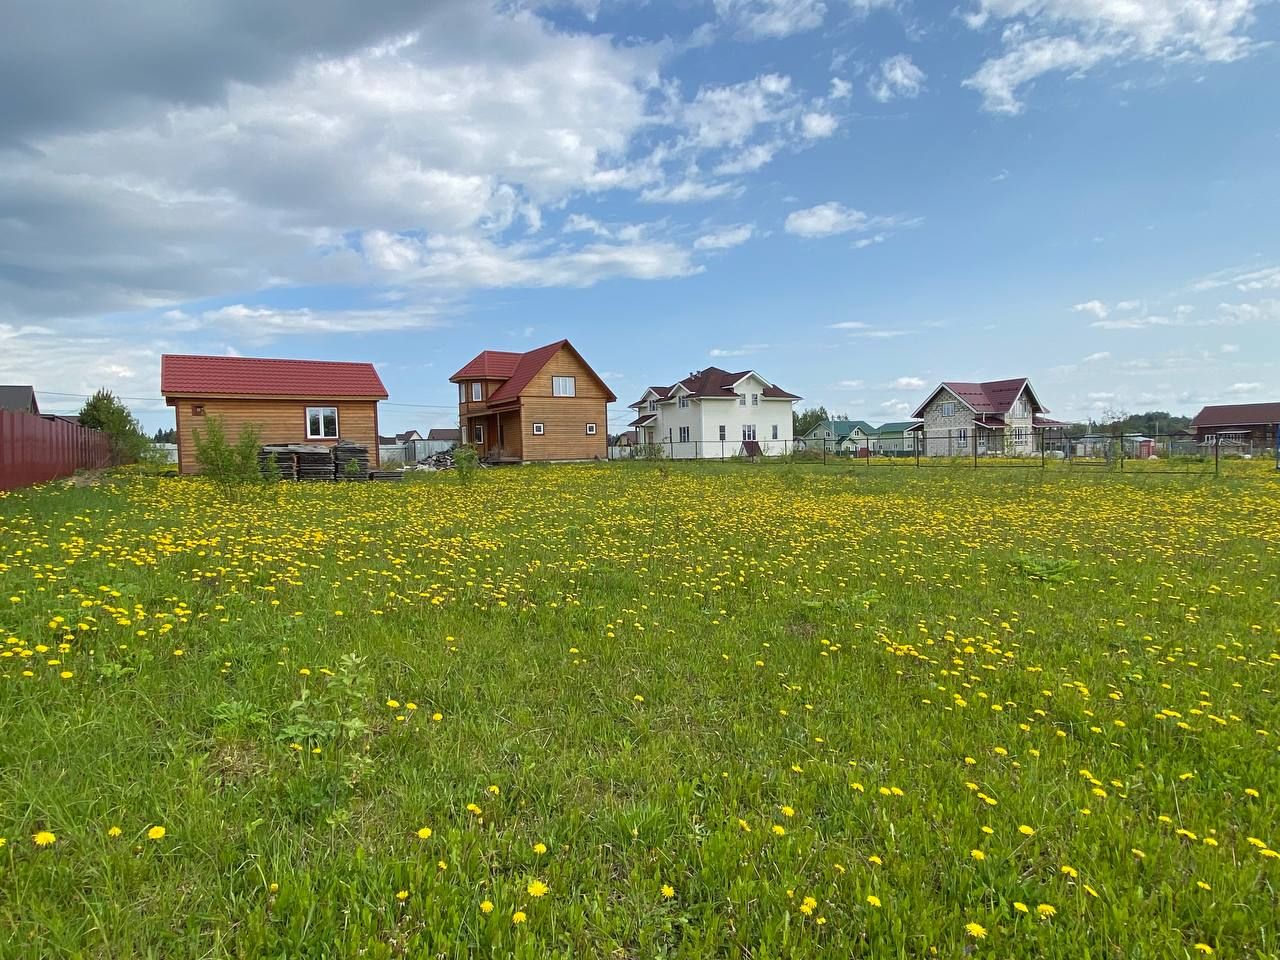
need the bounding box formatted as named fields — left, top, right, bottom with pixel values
left=449, top=350, right=523, bottom=382
left=161, top=354, right=387, bottom=398
left=912, top=378, right=1042, bottom=418
left=450, top=340, right=616, bottom=404
left=1191, top=402, right=1280, bottom=427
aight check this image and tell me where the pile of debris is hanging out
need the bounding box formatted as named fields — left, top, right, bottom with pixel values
left=403, top=449, right=490, bottom=472
left=258, top=442, right=373, bottom=481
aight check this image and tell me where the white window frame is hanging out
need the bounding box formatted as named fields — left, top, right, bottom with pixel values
left=742, top=424, right=757, bottom=441
left=678, top=426, right=690, bottom=443
left=458, top=384, right=466, bottom=403
left=552, top=376, right=576, bottom=397
left=471, top=382, right=482, bottom=402
left=957, top=428, right=968, bottom=446
left=718, top=425, right=726, bottom=441
left=678, top=396, right=689, bottom=409
left=306, top=406, right=339, bottom=440
left=648, top=399, right=656, bottom=412
left=738, top=394, right=746, bottom=406
left=941, top=401, right=957, bottom=417
left=751, top=393, right=759, bottom=406
left=532, top=422, right=545, bottom=436
left=473, top=423, right=484, bottom=444
left=586, top=423, right=597, bottom=436
left=771, top=424, right=779, bottom=440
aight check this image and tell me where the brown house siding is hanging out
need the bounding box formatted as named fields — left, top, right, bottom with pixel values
left=456, top=345, right=610, bottom=463
left=173, top=397, right=380, bottom=474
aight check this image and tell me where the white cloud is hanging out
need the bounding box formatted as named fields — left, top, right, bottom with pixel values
left=1226, top=381, right=1262, bottom=394
left=1072, top=299, right=1109, bottom=318
left=879, top=398, right=911, bottom=415
left=784, top=201, right=916, bottom=238
left=713, top=142, right=779, bottom=175
left=868, top=54, right=926, bottom=102
left=829, top=77, right=853, bottom=99
left=682, top=73, right=795, bottom=149
left=694, top=224, right=756, bottom=250
left=1220, top=343, right=1239, bottom=353
left=801, top=112, right=839, bottom=138
left=835, top=378, right=865, bottom=389
left=1082, top=351, right=1111, bottom=362
left=963, top=1, right=1260, bottom=115
left=891, top=375, right=926, bottom=389
left=639, top=180, right=738, bottom=204
left=714, top=0, right=827, bottom=38
left=709, top=343, right=770, bottom=357
left=828, top=321, right=870, bottom=329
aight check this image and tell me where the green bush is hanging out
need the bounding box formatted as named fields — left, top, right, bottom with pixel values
left=192, top=415, right=268, bottom=498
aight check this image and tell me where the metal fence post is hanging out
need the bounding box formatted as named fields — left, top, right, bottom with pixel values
left=972, top=429, right=978, bottom=468
left=915, top=431, right=920, bottom=468
left=1214, top=436, right=1220, bottom=476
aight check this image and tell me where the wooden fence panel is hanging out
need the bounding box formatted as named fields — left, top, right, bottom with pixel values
left=0, top=411, right=112, bottom=491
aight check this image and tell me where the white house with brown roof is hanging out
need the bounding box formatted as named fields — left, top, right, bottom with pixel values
left=628, top=367, right=800, bottom=458
left=911, top=378, right=1063, bottom=457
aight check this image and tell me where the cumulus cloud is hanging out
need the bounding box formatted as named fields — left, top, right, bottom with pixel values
left=784, top=201, right=918, bottom=240
left=1072, top=299, right=1109, bottom=318
left=801, top=112, right=839, bottom=138
left=1226, top=381, right=1261, bottom=394
left=891, top=376, right=926, bottom=389
left=962, top=0, right=1261, bottom=114
left=694, top=224, right=756, bottom=250
left=868, top=54, right=926, bottom=102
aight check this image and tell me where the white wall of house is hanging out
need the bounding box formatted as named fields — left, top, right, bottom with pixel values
left=643, top=373, right=795, bottom=459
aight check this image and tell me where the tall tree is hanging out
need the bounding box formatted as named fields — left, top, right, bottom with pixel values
left=78, top=389, right=148, bottom=465
left=793, top=406, right=831, bottom=436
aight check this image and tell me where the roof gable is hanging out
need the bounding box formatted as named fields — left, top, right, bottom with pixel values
left=911, top=378, right=1043, bottom=419
left=654, top=366, right=801, bottom=402
left=160, top=355, right=387, bottom=399
left=0, top=385, right=39, bottom=414
left=451, top=341, right=615, bottom=404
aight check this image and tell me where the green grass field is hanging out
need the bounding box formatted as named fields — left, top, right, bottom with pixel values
left=2, top=464, right=1278, bottom=958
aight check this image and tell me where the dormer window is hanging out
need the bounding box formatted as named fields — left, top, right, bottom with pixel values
left=751, top=393, right=759, bottom=405
left=648, top=399, right=656, bottom=412
left=678, top=396, right=689, bottom=408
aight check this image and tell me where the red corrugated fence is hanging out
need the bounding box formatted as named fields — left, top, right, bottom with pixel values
left=0, top=411, right=113, bottom=491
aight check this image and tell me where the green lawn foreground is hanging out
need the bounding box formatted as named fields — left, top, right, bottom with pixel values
left=1, top=464, right=1278, bottom=958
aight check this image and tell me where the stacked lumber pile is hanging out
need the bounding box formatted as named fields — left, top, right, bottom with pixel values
left=297, top=446, right=336, bottom=481
left=257, top=448, right=297, bottom=480
left=334, top=440, right=370, bottom=480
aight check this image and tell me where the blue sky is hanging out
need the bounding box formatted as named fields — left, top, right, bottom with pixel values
left=1, top=0, right=1277, bottom=436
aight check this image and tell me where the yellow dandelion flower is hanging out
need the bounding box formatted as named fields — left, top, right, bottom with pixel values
left=867, top=895, right=882, bottom=907
left=107, top=825, right=122, bottom=838
left=1036, top=904, right=1056, bottom=918
left=527, top=879, right=548, bottom=898
left=1014, top=902, right=1029, bottom=914
left=416, top=826, right=433, bottom=839
left=146, top=825, right=166, bottom=841
left=480, top=900, right=494, bottom=914
left=1194, top=944, right=1213, bottom=954
left=512, top=911, right=527, bottom=925
left=1018, top=825, right=1035, bottom=836
left=780, top=805, right=795, bottom=817
left=772, top=825, right=786, bottom=836
left=970, top=849, right=985, bottom=861
left=33, top=830, right=56, bottom=847
left=661, top=884, right=675, bottom=899
left=965, top=922, right=987, bottom=939
left=395, top=890, right=409, bottom=901
left=532, top=842, right=547, bottom=854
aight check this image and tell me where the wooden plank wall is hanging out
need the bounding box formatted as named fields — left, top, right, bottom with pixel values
left=173, top=398, right=379, bottom=474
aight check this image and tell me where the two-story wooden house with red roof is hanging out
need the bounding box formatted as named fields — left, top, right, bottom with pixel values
left=161, top=354, right=388, bottom=474
left=449, top=340, right=615, bottom=463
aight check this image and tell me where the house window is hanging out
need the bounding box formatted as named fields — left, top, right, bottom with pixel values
left=678, top=396, right=689, bottom=408
left=742, top=424, right=757, bottom=441
left=738, top=394, right=746, bottom=406
left=957, top=428, right=968, bottom=446
left=306, top=406, right=339, bottom=439
left=471, top=382, right=482, bottom=402
left=941, top=401, right=956, bottom=417
left=751, top=393, right=759, bottom=406
left=458, top=384, right=466, bottom=403
left=190, top=404, right=205, bottom=417
left=586, top=423, right=597, bottom=435
left=718, top=425, right=726, bottom=441
left=771, top=424, right=779, bottom=440
left=533, top=422, right=545, bottom=436
left=679, top=426, right=690, bottom=443
left=648, top=400, right=656, bottom=412
left=552, top=376, right=576, bottom=397
left=473, top=423, right=484, bottom=444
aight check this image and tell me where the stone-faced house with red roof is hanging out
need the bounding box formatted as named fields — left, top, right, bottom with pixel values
left=628, top=367, right=801, bottom=458
left=161, top=354, right=387, bottom=474
left=449, top=340, right=615, bottom=463
left=911, top=378, right=1063, bottom=457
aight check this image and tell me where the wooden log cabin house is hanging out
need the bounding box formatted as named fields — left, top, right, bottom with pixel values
left=450, top=340, right=615, bottom=463
left=161, top=354, right=388, bottom=474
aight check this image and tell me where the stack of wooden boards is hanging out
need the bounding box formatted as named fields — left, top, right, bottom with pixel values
left=258, top=442, right=372, bottom=481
